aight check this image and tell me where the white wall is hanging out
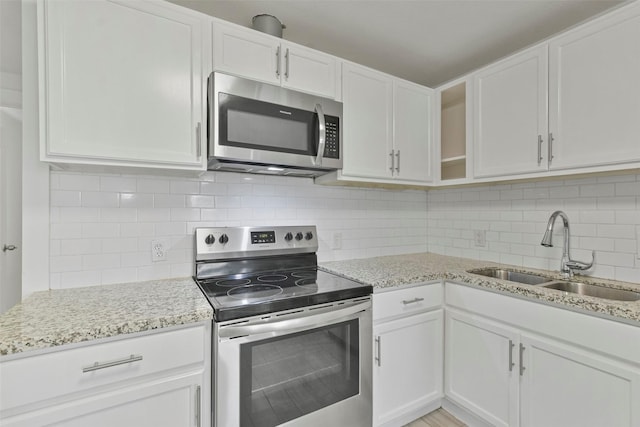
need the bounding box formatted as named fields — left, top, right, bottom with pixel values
left=49, top=170, right=428, bottom=289
left=428, top=173, right=640, bottom=282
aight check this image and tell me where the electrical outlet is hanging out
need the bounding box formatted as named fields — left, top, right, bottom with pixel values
left=474, top=230, right=487, bottom=248
left=151, top=239, right=168, bottom=262
left=332, top=232, right=343, bottom=250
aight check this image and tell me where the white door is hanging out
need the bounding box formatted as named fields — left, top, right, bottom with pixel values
left=373, top=310, right=443, bottom=426
left=473, top=45, right=548, bottom=178
left=341, top=63, right=392, bottom=179
left=520, top=334, right=639, bottom=427
left=280, top=42, right=337, bottom=99
left=393, top=80, right=433, bottom=183
left=41, top=0, right=206, bottom=168
left=548, top=5, right=640, bottom=170
left=0, top=106, right=22, bottom=314
left=213, top=21, right=280, bottom=85
left=445, top=309, right=519, bottom=427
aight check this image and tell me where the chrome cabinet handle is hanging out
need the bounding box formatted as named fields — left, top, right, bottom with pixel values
left=275, top=46, right=281, bottom=77
left=313, top=103, right=326, bottom=167
left=196, top=122, right=202, bottom=158
left=284, top=48, right=290, bottom=80
left=375, top=336, right=381, bottom=367
left=537, top=134, right=543, bottom=165
left=389, top=150, right=395, bottom=174
left=402, top=297, right=424, bottom=305
left=548, top=132, right=554, bottom=165
left=82, top=354, right=143, bottom=373
left=519, top=344, right=526, bottom=376
left=195, top=385, right=201, bottom=427
left=395, top=150, right=400, bottom=174
left=509, top=340, right=515, bottom=372
left=3, top=245, right=17, bottom=252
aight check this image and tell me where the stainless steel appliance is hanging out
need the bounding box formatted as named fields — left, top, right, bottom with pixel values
left=207, top=72, right=343, bottom=177
left=193, top=226, right=372, bottom=427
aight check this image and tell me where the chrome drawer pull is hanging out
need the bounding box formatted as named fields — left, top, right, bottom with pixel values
left=82, top=354, right=143, bottom=373
left=402, top=297, right=424, bottom=305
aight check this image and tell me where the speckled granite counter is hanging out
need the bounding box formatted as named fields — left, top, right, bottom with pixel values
left=0, top=278, right=212, bottom=357
left=320, top=252, right=640, bottom=325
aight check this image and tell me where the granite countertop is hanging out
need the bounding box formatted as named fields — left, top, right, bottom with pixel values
left=320, top=252, right=640, bottom=325
left=0, top=277, right=213, bottom=357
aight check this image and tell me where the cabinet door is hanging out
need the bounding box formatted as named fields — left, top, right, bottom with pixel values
left=549, top=4, right=640, bottom=170
left=445, top=309, right=519, bottom=427
left=520, top=334, right=639, bottom=427
left=373, top=310, right=443, bottom=427
left=41, top=0, right=206, bottom=168
left=473, top=45, right=548, bottom=178
left=393, top=80, right=433, bottom=183
left=281, top=43, right=337, bottom=99
left=212, top=21, right=280, bottom=85
left=1, top=375, right=202, bottom=427
left=341, top=63, right=393, bottom=179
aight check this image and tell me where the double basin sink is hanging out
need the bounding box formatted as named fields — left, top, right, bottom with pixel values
left=468, top=268, right=640, bottom=302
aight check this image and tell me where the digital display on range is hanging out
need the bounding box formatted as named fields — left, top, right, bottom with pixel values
left=251, top=231, right=276, bottom=244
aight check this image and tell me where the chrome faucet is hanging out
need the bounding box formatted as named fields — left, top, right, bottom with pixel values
left=541, top=210, right=594, bottom=279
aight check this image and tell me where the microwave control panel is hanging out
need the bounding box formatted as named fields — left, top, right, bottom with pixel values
left=323, top=116, right=340, bottom=159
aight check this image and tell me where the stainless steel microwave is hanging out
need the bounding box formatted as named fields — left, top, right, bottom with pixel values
left=207, top=72, right=343, bottom=177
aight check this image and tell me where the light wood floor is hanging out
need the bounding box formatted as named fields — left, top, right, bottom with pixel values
left=403, top=408, right=466, bottom=427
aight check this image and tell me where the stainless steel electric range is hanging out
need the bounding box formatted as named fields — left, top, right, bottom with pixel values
left=193, top=225, right=372, bottom=427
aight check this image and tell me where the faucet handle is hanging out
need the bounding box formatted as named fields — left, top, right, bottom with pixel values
left=565, top=250, right=595, bottom=271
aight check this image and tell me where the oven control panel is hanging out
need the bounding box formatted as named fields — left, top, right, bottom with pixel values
left=195, top=226, right=318, bottom=261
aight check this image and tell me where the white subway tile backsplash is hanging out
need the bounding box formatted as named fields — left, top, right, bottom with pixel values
left=100, top=176, right=137, bottom=192
left=428, top=173, right=640, bottom=282
left=50, top=170, right=428, bottom=288
left=137, top=178, right=170, bottom=194
left=82, top=191, right=119, bottom=208
left=50, top=190, right=81, bottom=207
left=49, top=170, right=638, bottom=289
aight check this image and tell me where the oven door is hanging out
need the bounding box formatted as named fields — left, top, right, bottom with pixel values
left=215, top=298, right=372, bottom=427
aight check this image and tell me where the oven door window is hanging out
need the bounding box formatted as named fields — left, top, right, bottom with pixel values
left=219, top=92, right=318, bottom=156
left=239, top=319, right=360, bottom=427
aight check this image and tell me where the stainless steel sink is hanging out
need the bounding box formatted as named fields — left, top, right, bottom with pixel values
left=467, top=268, right=551, bottom=285
left=541, top=281, right=640, bottom=302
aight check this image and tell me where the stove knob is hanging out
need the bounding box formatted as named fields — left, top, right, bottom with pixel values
left=295, top=232, right=303, bottom=241
left=205, top=234, right=215, bottom=245
left=305, top=232, right=314, bottom=240
left=284, top=232, right=293, bottom=242
left=219, top=234, right=229, bottom=244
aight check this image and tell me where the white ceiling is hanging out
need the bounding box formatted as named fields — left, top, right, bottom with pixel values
left=170, top=0, right=625, bottom=87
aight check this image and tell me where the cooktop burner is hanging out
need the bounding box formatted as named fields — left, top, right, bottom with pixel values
left=194, top=226, right=372, bottom=321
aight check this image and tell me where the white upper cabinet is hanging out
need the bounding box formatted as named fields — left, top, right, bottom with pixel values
left=39, top=0, right=209, bottom=170
left=394, top=80, right=434, bottom=182
left=213, top=21, right=339, bottom=99
left=473, top=45, right=548, bottom=178
left=341, top=63, right=394, bottom=179
left=339, top=62, right=433, bottom=185
left=548, top=4, right=640, bottom=170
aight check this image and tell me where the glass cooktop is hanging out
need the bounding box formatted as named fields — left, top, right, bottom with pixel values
left=195, top=268, right=372, bottom=321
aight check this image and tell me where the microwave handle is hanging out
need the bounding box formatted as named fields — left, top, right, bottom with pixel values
left=313, top=103, right=326, bottom=166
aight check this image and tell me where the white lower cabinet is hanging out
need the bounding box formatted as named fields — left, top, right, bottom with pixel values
left=0, top=322, right=211, bottom=427
left=373, top=283, right=443, bottom=427
left=445, top=310, right=518, bottom=427
left=445, top=282, right=640, bottom=427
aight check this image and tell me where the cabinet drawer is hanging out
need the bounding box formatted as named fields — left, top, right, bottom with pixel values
left=0, top=324, right=206, bottom=412
left=373, top=282, right=442, bottom=321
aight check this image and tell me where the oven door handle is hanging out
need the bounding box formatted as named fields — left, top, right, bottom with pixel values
left=218, top=300, right=370, bottom=339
